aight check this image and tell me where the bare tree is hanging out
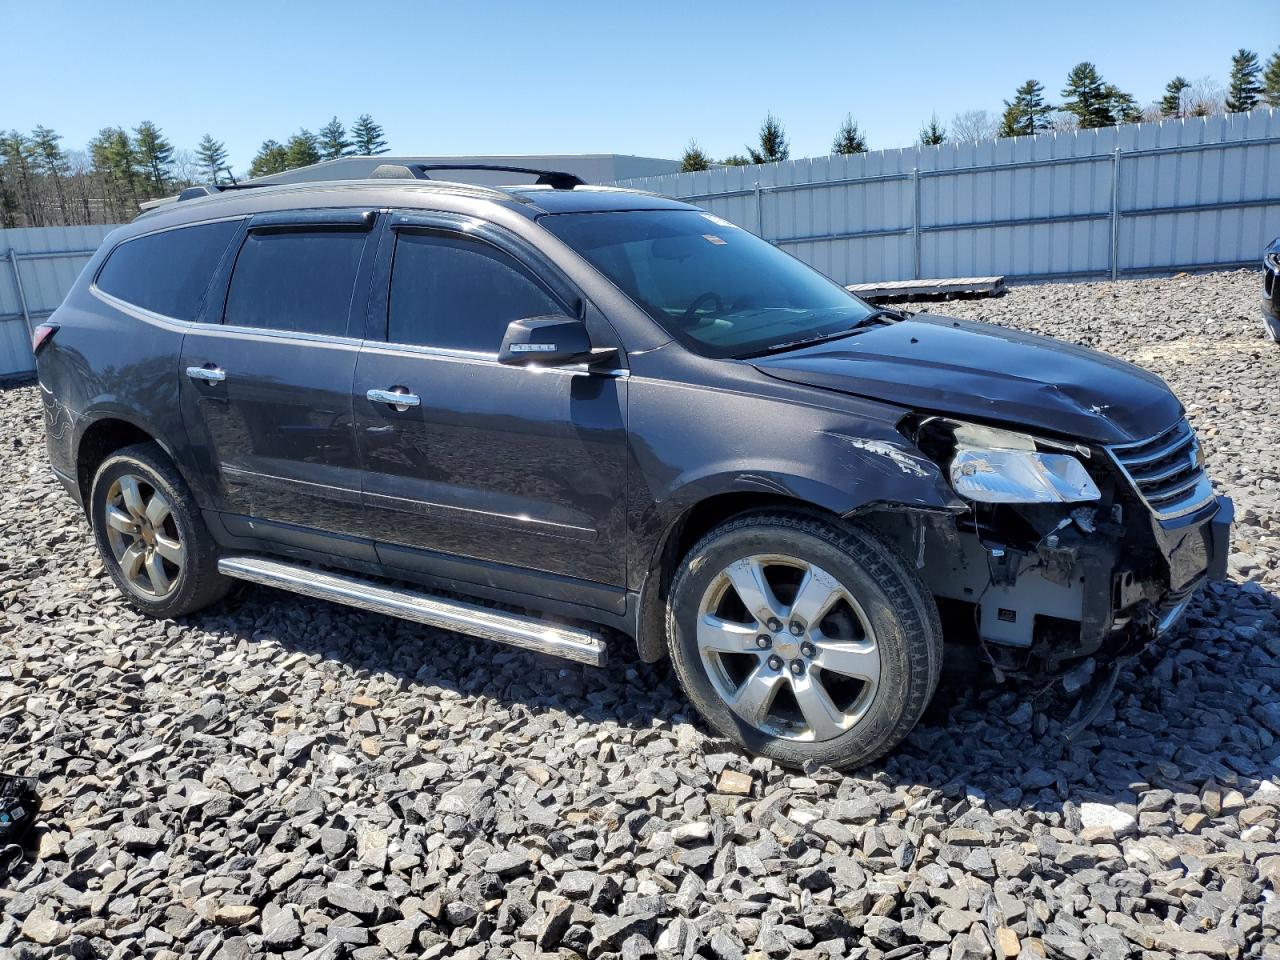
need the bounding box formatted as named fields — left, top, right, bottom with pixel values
left=170, top=149, right=203, bottom=188
left=1185, top=76, right=1225, bottom=117
left=949, top=109, right=999, bottom=143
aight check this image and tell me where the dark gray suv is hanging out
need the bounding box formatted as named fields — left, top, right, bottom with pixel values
left=35, top=164, right=1232, bottom=769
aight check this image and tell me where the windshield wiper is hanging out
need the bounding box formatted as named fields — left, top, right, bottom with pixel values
left=739, top=307, right=904, bottom=358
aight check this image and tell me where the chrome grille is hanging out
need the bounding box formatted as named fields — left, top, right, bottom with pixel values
left=1107, top=418, right=1215, bottom=521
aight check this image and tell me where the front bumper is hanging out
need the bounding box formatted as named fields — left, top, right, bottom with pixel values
left=1265, top=251, right=1279, bottom=338
left=1127, top=493, right=1232, bottom=642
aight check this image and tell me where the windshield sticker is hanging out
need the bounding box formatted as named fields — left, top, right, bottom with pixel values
left=702, top=234, right=728, bottom=245
left=700, top=213, right=737, bottom=228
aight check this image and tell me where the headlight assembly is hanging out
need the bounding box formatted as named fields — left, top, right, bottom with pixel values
left=946, top=422, right=1100, bottom=505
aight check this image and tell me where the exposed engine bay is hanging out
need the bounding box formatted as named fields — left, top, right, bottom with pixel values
left=872, top=414, right=1232, bottom=679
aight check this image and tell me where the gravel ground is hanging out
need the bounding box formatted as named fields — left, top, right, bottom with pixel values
left=1, top=269, right=1278, bottom=960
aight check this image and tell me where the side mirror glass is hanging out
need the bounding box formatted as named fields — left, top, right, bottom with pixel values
left=497, top=316, right=616, bottom=367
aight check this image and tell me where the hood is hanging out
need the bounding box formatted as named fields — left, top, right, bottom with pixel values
left=752, top=314, right=1181, bottom=445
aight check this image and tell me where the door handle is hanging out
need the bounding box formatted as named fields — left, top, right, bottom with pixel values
left=367, top=387, right=421, bottom=410
left=186, top=365, right=226, bottom=383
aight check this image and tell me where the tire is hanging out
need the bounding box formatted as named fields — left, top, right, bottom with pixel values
left=89, top=442, right=230, bottom=618
left=666, top=511, right=942, bottom=770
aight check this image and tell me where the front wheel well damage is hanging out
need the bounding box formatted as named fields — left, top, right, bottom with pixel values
left=634, top=494, right=932, bottom=663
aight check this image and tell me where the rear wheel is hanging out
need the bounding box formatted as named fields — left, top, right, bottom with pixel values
left=89, top=442, right=230, bottom=618
left=666, top=512, right=942, bottom=770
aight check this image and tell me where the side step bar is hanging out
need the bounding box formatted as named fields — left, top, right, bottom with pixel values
left=217, top=556, right=607, bottom=667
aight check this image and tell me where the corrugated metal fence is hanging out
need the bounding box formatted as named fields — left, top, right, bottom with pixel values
left=1, top=224, right=116, bottom=379
left=614, top=109, right=1280, bottom=286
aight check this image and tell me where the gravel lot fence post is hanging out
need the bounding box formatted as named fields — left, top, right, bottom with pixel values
left=614, top=108, right=1280, bottom=286
left=0, top=224, right=117, bottom=380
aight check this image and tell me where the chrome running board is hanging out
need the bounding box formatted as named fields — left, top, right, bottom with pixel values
left=217, top=555, right=607, bottom=667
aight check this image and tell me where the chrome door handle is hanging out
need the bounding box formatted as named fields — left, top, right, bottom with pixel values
left=186, top=365, right=226, bottom=383
left=367, top=387, right=421, bottom=409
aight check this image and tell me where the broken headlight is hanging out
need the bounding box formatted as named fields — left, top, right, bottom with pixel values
left=941, top=422, right=1100, bottom=505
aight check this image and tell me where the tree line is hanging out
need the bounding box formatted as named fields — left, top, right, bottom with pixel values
left=0, top=114, right=390, bottom=228
left=679, top=46, right=1280, bottom=171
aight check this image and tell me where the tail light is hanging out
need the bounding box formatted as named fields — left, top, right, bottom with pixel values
left=31, top=323, right=58, bottom=354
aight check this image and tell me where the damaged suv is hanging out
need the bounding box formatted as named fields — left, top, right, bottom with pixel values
left=37, top=164, right=1232, bottom=770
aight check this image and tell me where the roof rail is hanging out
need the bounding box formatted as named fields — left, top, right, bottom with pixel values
left=176, top=182, right=269, bottom=203
left=369, top=163, right=586, bottom=190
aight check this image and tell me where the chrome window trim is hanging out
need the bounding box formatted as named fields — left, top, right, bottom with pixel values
left=359, top=340, right=628, bottom=377
left=212, top=323, right=365, bottom=349
left=89, top=286, right=193, bottom=332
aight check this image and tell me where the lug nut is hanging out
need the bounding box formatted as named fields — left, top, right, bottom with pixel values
left=800, top=641, right=816, bottom=658
left=789, top=659, right=805, bottom=676
left=789, top=621, right=804, bottom=636
left=766, top=617, right=783, bottom=633
left=755, top=634, right=772, bottom=650
left=767, top=655, right=783, bottom=671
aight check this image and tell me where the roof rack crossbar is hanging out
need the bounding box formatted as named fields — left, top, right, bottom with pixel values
left=370, top=162, right=586, bottom=190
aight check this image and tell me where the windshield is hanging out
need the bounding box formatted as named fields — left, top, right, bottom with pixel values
left=540, top=210, right=876, bottom=359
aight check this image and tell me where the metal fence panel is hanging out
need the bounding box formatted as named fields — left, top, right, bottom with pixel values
left=0, top=224, right=115, bottom=378
left=614, top=109, right=1280, bottom=285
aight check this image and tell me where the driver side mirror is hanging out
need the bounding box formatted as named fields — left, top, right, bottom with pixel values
left=497, top=316, right=616, bottom=367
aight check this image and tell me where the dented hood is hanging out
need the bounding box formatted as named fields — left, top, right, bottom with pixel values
left=752, top=314, right=1181, bottom=445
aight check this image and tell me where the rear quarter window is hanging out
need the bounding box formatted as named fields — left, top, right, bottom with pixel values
left=95, top=220, right=240, bottom=320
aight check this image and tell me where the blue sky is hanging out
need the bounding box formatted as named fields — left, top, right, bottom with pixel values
left=6, top=1, right=1277, bottom=173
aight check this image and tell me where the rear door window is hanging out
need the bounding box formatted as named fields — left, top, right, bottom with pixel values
left=95, top=220, right=240, bottom=320
left=387, top=231, right=566, bottom=352
left=223, top=229, right=368, bottom=336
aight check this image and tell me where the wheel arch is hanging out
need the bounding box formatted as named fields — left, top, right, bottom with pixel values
left=74, top=411, right=187, bottom=509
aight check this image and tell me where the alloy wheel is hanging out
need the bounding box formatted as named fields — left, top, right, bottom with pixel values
left=102, top=473, right=184, bottom=598
left=696, top=553, right=881, bottom=742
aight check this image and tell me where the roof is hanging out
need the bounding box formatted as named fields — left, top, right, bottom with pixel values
left=130, top=177, right=696, bottom=233
left=248, top=153, right=681, bottom=186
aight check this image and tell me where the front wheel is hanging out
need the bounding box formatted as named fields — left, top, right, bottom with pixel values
left=666, top=512, right=942, bottom=770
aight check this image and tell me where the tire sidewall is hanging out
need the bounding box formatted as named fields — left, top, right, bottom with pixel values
left=668, top=518, right=928, bottom=769
left=89, top=448, right=205, bottom=618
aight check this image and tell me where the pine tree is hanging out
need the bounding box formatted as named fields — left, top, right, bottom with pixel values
left=831, top=114, right=867, bottom=154
left=31, top=126, right=69, bottom=224
left=1, top=131, right=40, bottom=226
left=747, top=113, right=789, bottom=164
left=195, top=135, right=229, bottom=183
left=89, top=127, right=141, bottom=219
left=1061, top=62, right=1116, bottom=128
left=351, top=114, right=388, bottom=155
left=1265, top=48, right=1280, bottom=106
left=1105, top=86, right=1142, bottom=124
left=679, top=139, right=711, bottom=172
left=999, top=80, right=1053, bottom=137
left=284, top=130, right=321, bottom=170
left=1226, top=48, right=1263, bottom=113
left=919, top=114, right=946, bottom=146
left=319, top=117, right=352, bottom=160
left=134, top=121, right=174, bottom=194
left=1161, top=77, right=1190, bottom=118
left=721, top=154, right=751, bottom=166
left=248, top=140, right=291, bottom=178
